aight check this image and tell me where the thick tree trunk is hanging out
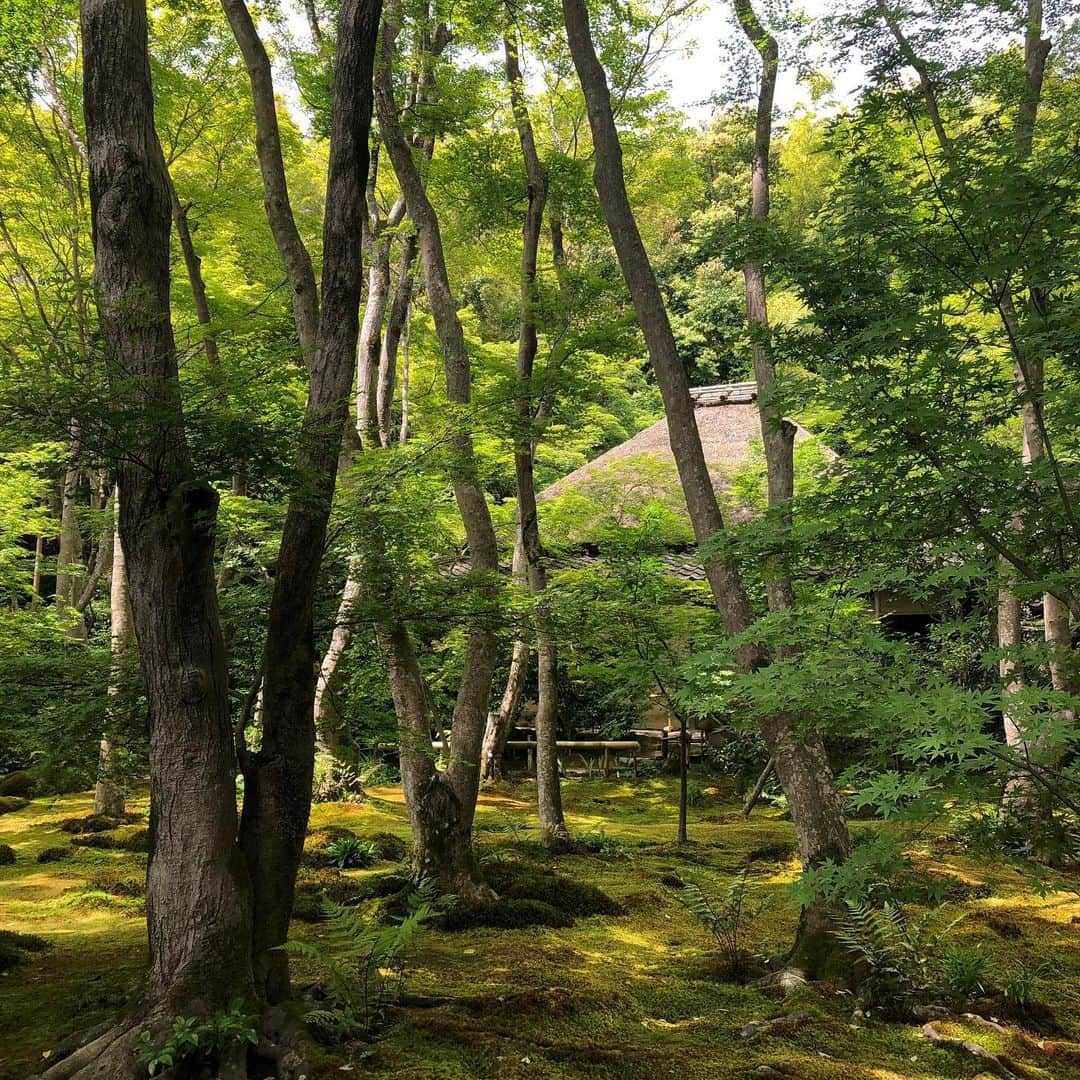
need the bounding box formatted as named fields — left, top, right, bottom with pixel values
left=95, top=492, right=129, bottom=818
left=237, top=0, right=380, bottom=1004
left=504, top=23, right=567, bottom=845
left=562, top=0, right=850, bottom=975
left=376, top=7, right=501, bottom=893
left=71, top=10, right=255, bottom=1079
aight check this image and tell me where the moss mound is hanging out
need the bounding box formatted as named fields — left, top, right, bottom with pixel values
left=435, top=861, right=623, bottom=932
left=0, top=771, right=37, bottom=797
left=0, top=796, right=29, bottom=815
left=83, top=874, right=145, bottom=898
left=442, top=898, right=575, bottom=931
left=70, top=827, right=149, bottom=853
left=292, top=868, right=369, bottom=921
left=369, top=831, right=408, bottom=862
left=301, top=826, right=357, bottom=868
left=36, top=846, right=70, bottom=864
left=59, top=812, right=140, bottom=834
left=485, top=862, right=623, bottom=918
left=0, top=930, right=50, bottom=972
left=0, top=844, right=15, bottom=865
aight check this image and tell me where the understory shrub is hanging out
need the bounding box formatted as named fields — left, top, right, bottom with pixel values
left=36, top=846, right=70, bottom=863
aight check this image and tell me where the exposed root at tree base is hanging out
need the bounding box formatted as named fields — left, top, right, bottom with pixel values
left=35, top=1008, right=309, bottom=1080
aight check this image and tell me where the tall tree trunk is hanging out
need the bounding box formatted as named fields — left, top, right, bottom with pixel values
left=313, top=568, right=362, bottom=759
left=378, top=232, right=418, bottom=446
left=562, top=0, right=850, bottom=976
left=398, top=298, right=412, bottom=445
left=95, top=491, right=129, bottom=818
left=504, top=21, right=567, bottom=845
left=356, top=231, right=391, bottom=445
left=59, top=6, right=254, bottom=1074
left=481, top=637, right=530, bottom=782
left=221, top=0, right=320, bottom=365
left=55, top=425, right=82, bottom=614
left=237, top=0, right=381, bottom=1004
left=170, top=184, right=220, bottom=366
left=376, top=6, right=501, bottom=896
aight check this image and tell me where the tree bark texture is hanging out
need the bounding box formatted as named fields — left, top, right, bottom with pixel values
left=79, top=0, right=253, bottom=1055
left=378, top=231, right=418, bottom=445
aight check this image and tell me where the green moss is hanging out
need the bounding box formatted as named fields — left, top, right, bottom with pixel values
left=0, top=929, right=51, bottom=972
left=70, top=827, right=149, bottom=853
left=2, top=779, right=1079, bottom=1079
left=0, top=796, right=29, bottom=815
left=369, top=831, right=408, bottom=862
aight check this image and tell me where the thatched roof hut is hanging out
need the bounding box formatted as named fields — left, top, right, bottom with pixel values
left=537, top=382, right=820, bottom=555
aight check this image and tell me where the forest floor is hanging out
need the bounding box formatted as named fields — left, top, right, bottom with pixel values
left=1, top=776, right=1079, bottom=1079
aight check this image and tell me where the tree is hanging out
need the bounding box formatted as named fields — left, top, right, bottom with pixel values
left=50, top=2, right=381, bottom=1075
left=561, top=0, right=851, bottom=975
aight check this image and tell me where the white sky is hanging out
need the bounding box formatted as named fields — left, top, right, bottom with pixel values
left=280, top=0, right=867, bottom=124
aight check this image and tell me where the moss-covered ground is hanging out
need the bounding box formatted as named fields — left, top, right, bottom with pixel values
left=1, top=777, right=1078, bottom=1078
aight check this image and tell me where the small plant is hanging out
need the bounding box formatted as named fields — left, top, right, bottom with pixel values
left=1003, top=960, right=1050, bottom=1008
left=574, top=828, right=633, bottom=859
left=685, top=782, right=707, bottom=809
left=479, top=813, right=529, bottom=840
left=284, top=881, right=441, bottom=1041
left=356, top=753, right=400, bottom=788
left=677, top=871, right=763, bottom=978
left=324, top=835, right=378, bottom=869
left=938, top=944, right=991, bottom=1001
left=312, top=757, right=363, bottom=804
left=136, top=1000, right=258, bottom=1077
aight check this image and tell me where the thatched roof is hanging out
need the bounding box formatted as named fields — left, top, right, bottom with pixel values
left=537, top=383, right=817, bottom=546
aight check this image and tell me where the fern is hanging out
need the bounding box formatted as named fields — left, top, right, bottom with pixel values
left=283, top=883, right=441, bottom=1041
left=834, top=900, right=963, bottom=1010
left=677, top=871, right=762, bottom=976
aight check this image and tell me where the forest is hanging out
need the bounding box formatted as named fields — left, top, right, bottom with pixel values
left=0, top=0, right=1078, bottom=1075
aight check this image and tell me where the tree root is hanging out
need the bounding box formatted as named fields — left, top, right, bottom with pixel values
left=35, top=1005, right=308, bottom=1080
